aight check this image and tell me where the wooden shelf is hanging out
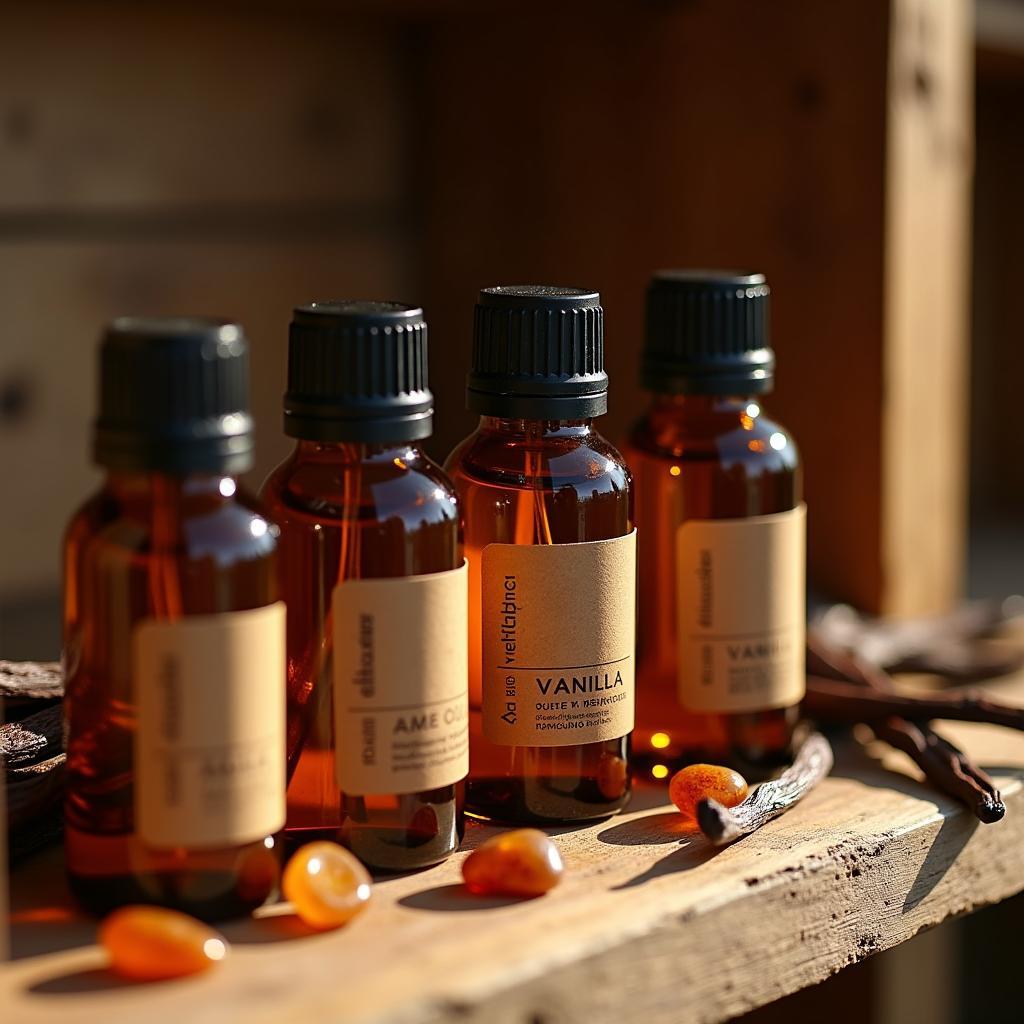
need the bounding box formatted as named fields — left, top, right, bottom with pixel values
left=5, top=670, right=1024, bottom=1024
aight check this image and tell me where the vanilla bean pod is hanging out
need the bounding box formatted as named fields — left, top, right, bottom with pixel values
left=806, top=634, right=1008, bottom=823
left=696, top=732, right=833, bottom=845
left=813, top=598, right=1024, bottom=680
left=870, top=717, right=1004, bottom=823
left=804, top=676, right=1024, bottom=732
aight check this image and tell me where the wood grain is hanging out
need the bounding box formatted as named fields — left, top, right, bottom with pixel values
left=418, top=0, right=972, bottom=616
left=4, top=669, right=1024, bottom=1024
left=0, top=6, right=408, bottom=211
left=882, top=0, right=973, bottom=614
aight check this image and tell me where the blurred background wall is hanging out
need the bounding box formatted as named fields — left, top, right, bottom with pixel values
left=0, top=0, right=1017, bottom=652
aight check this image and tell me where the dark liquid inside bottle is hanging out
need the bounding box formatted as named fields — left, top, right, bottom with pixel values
left=63, top=474, right=282, bottom=919
left=261, top=441, right=465, bottom=869
left=446, top=418, right=633, bottom=823
left=625, top=395, right=801, bottom=779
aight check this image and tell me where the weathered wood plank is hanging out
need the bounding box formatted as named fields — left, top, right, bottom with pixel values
left=2, top=661, right=65, bottom=859
left=4, top=670, right=1024, bottom=1024
left=0, top=6, right=408, bottom=211
left=0, top=661, right=61, bottom=707
left=0, top=237, right=413, bottom=598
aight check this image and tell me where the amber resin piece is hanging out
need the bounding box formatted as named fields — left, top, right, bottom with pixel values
left=669, top=764, right=749, bottom=820
left=100, top=906, right=228, bottom=981
left=462, top=829, right=564, bottom=898
left=282, top=841, right=373, bottom=930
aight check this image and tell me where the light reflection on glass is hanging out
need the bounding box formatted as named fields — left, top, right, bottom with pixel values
left=204, top=938, right=227, bottom=961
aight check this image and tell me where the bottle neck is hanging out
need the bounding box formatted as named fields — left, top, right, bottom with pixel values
left=647, top=393, right=760, bottom=414
left=477, top=416, right=595, bottom=440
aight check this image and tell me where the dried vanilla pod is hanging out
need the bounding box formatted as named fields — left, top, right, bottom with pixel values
left=805, top=633, right=1016, bottom=823
left=696, top=732, right=833, bottom=845
left=812, top=598, right=1024, bottom=682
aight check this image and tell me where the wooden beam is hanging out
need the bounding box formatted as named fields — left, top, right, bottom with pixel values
left=882, top=0, right=973, bottom=615
left=417, top=0, right=972, bottom=615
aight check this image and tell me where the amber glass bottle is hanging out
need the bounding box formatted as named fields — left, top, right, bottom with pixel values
left=625, top=272, right=805, bottom=779
left=446, top=286, right=635, bottom=824
left=63, top=318, right=285, bottom=919
left=261, top=301, right=466, bottom=870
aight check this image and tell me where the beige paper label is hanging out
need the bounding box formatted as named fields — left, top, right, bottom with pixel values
left=676, top=504, right=806, bottom=712
left=134, top=602, right=286, bottom=849
left=332, top=564, right=469, bottom=796
left=481, top=531, right=636, bottom=747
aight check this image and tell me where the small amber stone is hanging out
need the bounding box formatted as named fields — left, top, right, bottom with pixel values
left=669, top=763, right=749, bottom=820
left=100, top=906, right=228, bottom=981
left=462, top=829, right=564, bottom=898
left=282, top=841, right=373, bottom=930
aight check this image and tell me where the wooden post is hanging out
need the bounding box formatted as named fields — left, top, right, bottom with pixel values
left=418, top=0, right=973, bottom=616
left=882, top=0, right=973, bottom=616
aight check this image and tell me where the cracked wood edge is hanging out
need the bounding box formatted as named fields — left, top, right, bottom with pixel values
left=424, top=799, right=1024, bottom=1024
left=4, top=703, right=1023, bottom=1024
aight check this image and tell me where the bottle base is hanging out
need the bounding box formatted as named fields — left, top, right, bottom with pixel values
left=466, top=776, right=631, bottom=826
left=64, top=826, right=281, bottom=921
left=341, top=805, right=465, bottom=872
left=67, top=870, right=276, bottom=922
left=284, top=800, right=465, bottom=872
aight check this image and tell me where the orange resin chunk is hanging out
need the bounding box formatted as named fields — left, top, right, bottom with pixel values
left=462, top=828, right=564, bottom=898
left=100, top=906, right=228, bottom=981
left=282, top=841, right=373, bottom=930
left=669, top=763, right=749, bottom=820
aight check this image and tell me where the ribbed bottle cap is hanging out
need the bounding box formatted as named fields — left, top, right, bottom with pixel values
left=643, top=271, right=774, bottom=394
left=93, top=317, right=254, bottom=475
left=284, top=301, right=433, bottom=443
left=467, top=286, right=607, bottom=419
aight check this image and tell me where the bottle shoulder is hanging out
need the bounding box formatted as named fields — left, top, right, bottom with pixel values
left=445, top=426, right=632, bottom=494
left=261, top=446, right=459, bottom=528
left=627, top=405, right=799, bottom=473
left=65, top=480, right=277, bottom=564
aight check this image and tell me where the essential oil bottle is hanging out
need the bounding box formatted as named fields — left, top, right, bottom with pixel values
left=624, top=271, right=805, bottom=778
left=63, top=318, right=285, bottom=919
left=261, top=301, right=467, bottom=869
left=445, top=286, right=635, bottom=824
